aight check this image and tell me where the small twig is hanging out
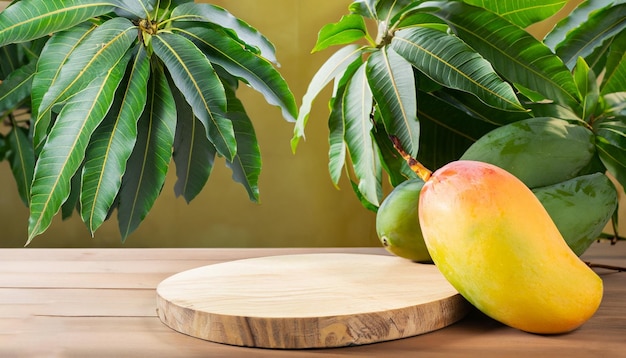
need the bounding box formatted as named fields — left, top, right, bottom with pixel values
left=389, top=135, right=432, bottom=182
left=585, top=262, right=626, bottom=272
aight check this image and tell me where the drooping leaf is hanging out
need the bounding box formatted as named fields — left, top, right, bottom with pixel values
left=31, top=23, right=96, bottom=153
left=327, top=55, right=363, bottom=186
left=152, top=32, right=235, bottom=161
left=171, top=80, right=216, bottom=203
left=424, top=1, right=582, bottom=110
left=61, top=166, right=82, bottom=220
left=371, top=118, right=417, bottom=187
left=292, top=44, right=363, bottom=151
left=223, top=84, right=262, bottom=202
left=117, top=67, right=176, bottom=241
left=80, top=45, right=150, bottom=234
left=0, top=0, right=115, bottom=47
left=37, top=18, right=136, bottom=120
left=596, top=119, right=626, bottom=191
left=602, top=30, right=626, bottom=94
left=391, top=26, right=524, bottom=112
left=0, top=59, right=36, bottom=114
left=573, top=57, right=599, bottom=121
left=463, top=0, right=567, bottom=28
left=27, top=47, right=131, bottom=244
left=366, top=47, right=419, bottom=157
left=170, top=2, right=278, bottom=64
left=6, top=122, right=34, bottom=206
left=554, top=3, right=626, bottom=69
left=313, top=14, right=367, bottom=53
left=174, top=24, right=297, bottom=123
left=343, top=63, right=380, bottom=206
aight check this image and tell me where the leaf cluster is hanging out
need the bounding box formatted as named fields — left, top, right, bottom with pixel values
left=0, top=0, right=297, bottom=243
left=293, top=0, right=626, bottom=210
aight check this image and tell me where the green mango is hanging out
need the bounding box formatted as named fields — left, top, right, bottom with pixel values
left=375, top=178, right=432, bottom=262
left=461, top=117, right=595, bottom=188
left=533, top=172, right=618, bottom=256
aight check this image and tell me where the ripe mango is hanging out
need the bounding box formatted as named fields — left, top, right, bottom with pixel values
left=376, top=178, right=432, bottom=262
left=419, top=160, right=603, bottom=334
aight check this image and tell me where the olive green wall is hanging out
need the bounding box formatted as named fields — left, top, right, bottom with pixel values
left=1, top=0, right=610, bottom=248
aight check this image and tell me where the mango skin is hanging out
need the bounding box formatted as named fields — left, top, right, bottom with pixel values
left=419, top=160, right=603, bottom=334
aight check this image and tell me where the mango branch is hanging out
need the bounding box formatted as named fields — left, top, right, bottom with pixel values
left=389, top=135, right=432, bottom=181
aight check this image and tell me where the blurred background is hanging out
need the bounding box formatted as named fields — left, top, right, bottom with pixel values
left=2, top=0, right=608, bottom=248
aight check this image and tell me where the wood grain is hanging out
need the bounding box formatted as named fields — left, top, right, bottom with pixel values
left=156, top=253, right=470, bottom=348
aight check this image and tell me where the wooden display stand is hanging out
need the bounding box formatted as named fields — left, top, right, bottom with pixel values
left=156, top=253, right=469, bottom=349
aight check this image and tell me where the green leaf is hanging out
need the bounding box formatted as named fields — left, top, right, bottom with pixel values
left=602, top=30, right=626, bottom=94
left=292, top=44, right=363, bottom=151
left=313, top=14, right=367, bottom=53
left=36, top=18, right=137, bottom=141
left=0, top=59, right=36, bottom=114
left=603, top=92, right=626, bottom=117
left=596, top=119, right=626, bottom=191
left=6, top=122, right=34, bottom=206
left=371, top=119, right=417, bottom=187
left=223, top=85, right=262, bottom=202
left=463, top=0, right=567, bottom=28
left=391, top=26, right=524, bottom=112
left=0, top=0, right=115, bottom=46
left=343, top=63, right=381, bottom=206
left=80, top=45, right=150, bottom=234
left=171, top=2, right=278, bottom=64
left=27, top=46, right=131, bottom=244
left=349, top=0, right=377, bottom=19
left=152, top=32, right=235, bottom=161
left=573, top=57, right=599, bottom=121
left=117, top=67, right=176, bottom=241
left=61, top=167, right=82, bottom=220
left=170, top=74, right=215, bottom=203
left=425, top=1, right=581, bottom=109
left=554, top=3, right=626, bottom=69
left=174, top=24, right=297, bottom=123
left=376, top=0, right=414, bottom=24
left=366, top=47, right=419, bottom=157
left=109, top=0, right=155, bottom=19
left=31, top=23, right=96, bottom=153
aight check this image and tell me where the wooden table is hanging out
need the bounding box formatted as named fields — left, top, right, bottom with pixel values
left=0, top=243, right=624, bottom=357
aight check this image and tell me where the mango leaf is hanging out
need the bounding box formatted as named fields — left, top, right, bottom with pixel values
left=170, top=74, right=215, bottom=203
left=109, top=0, right=155, bottom=19
left=327, top=55, right=363, bottom=186
left=80, top=45, right=150, bottom=234
left=61, top=168, right=81, bottom=219
left=366, top=47, right=419, bottom=157
left=573, top=57, right=599, bottom=122
left=371, top=119, right=417, bottom=187
left=31, top=23, right=96, bottom=152
left=603, top=92, right=626, bottom=117
left=223, top=84, right=262, bottom=202
left=171, top=2, right=278, bottom=64
left=27, top=48, right=131, bottom=243
left=174, top=24, right=297, bottom=123
left=152, top=32, right=235, bottom=161
left=312, top=14, right=367, bottom=53
left=36, top=18, right=137, bottom=141
left=292, top=44, right=363, bottom=151
left=117, top=67, right=176, bottom=241
left=0, top=0, right=115, bottom=47
left=463, top=0, right=567, bottom=28
left=554, top=3, right=626, bottom=69
left=6, top=122, right=34, bottom=206
left=0, top=59, right=35, bottom=114
left=602, top=30, right=626, bottom=94
left=349, top=0, right=377, bottom=19
left=425, top=1, right=582, bottom=110
left=391, top=26, right=524, bottom=112
left=376, top=0, right=414, bottom=24
left=343, top=63, right=380, bottom=206
left=596, top=119, right=626, bottom=191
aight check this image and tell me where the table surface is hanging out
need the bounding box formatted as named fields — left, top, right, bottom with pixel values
left=0, top=242, right=624, bottom=358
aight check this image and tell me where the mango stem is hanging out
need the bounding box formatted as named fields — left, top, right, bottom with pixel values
left=389, top=135, right=432, bottom=182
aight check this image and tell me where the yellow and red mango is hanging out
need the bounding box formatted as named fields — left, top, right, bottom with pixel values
left=418, top=160, right=603, bottom=334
